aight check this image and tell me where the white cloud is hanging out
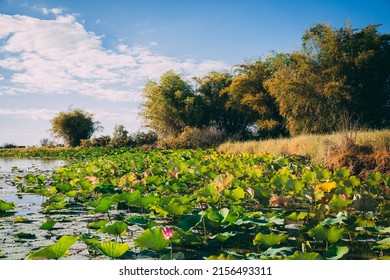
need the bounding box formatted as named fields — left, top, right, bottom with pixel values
left=41, top=7, right=63, bottom=15
left=0, top=108, right=57, bottom=120
left=0, top=13, right=228, bottom=102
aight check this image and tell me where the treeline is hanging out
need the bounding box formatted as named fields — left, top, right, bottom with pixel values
left=140, top=23, right=390, bottom=148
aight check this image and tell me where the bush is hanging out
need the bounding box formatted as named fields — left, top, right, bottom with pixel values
left=157, top=126, right=225, bottom=149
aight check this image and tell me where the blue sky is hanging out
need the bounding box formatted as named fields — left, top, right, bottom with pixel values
left=1, top=0, right=389, bottom=146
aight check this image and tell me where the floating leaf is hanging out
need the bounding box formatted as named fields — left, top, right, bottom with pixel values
left=95, top=241, right=130, bottom=259
left=209, top=232, right=236, bottom=242
left=253, top=232, right=289, bottom=247
left=13, top=216, right=31, bottom=223
left=88, top=197, right=114, bottom=214
left=177, top=214, right=202, bottom=231
left=39, top=219, right=57, bottom=231
left=261, top=247, right=293, bottom=258
left=287, top=251, right=323, bottom=260
left=286, top=212, right=307, bottom=221
left=88, top=220, right=109, bottom=229
left=44, top=201, right=68, bottom=211
left=321, top=212, right=348, bottom=226
left=161, top=252, right=185, bottom=260
left=0, top=200, right=15, bottom=212
left=125, top=216, right=157, bottom=229
left=27, top=235, right=78, bottom=260
left=374, top=237, right=390, bottom=250
left=308, top=224, right=344, bottom=243
left=98, top=221, right=127, bottom=237
left=14, top=232, right=36, bottom=239
left=324, top=244, right=349, bottom=260
left=134, top=227, right=170, bottom=251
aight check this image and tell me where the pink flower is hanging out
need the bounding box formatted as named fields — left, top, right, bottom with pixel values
left=341, top=194, right=348, bottom=200
left=162, top=226, right=174, bottom=240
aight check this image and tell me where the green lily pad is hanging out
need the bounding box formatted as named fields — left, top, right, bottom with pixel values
left=161, top=252, right=185, bottom=260
left=324, top=244, right=349, bottom=260
left=134, top=227, right=170, bottom=251
left=177, top=214, right=202, bottom=231
left=13, top=216, right=31, bottom=223
left=98, top=221, right=127, bottom=237
left=88, top=197, right=114, bottom=214
left=261, top=247, right=294, bottom=258
left=0, top=200, right=15, bottom=212
left=286, top=212, right=307, bottom=221
left=27, top=235, right=79, bottom=260
left=287, top=251, right=323, bottom=260
left=95, top=241, right=130, bottom=259
left=253, top=232, right=289, bottom=247
left=321, top=212, right=348, bottom=226
left=44, top=201, right=68, bottom=211
left=88, top=220, right=109, bottom=229
left=14, top=232, right=37, bottom=239
left=308, top=224, right=344, bottom=243
left=39, top=219, right=57, bottom=230
left=209, top=232, right=236, bottom=242
left=374, top=237, right=390, bottom=250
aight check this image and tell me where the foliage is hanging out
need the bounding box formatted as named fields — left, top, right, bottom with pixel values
left=50, top=108, right=102, bottom=147
left=27, top=236, right=78, bottom=260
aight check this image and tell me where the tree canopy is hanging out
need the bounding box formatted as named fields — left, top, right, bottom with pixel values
left=50, top=108, right=102, bottom=147
left=140, top=22, right=390, bottom=142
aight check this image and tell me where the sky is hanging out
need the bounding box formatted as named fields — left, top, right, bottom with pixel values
left=1, top=0, right=389, bottom=146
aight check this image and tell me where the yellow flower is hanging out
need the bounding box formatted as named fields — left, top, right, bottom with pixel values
left=315, top=181, right=337, bottom=192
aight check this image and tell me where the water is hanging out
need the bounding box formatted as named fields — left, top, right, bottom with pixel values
left=0, top=158, right=66, bottom=215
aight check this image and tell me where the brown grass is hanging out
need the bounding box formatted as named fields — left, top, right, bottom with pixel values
left=217, top=129, right=390, bottom=172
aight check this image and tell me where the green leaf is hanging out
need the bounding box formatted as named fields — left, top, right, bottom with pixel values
left=224, top=187, right=246, bottom=201
left=27, top=235, right=79, bottom=260
left=253, top=232, right=289, bottom=247
left=286, top=212, right=307, bottom=221
left=321, top=212, right=348, bottom=226
left=88, top=197, right=114, bottom=214
left=0, top=200, right=15, bottom=212
left=44, top=201, right=68, bottom=211
left=324, top=244, right=349, bottom=260
left=374, top=237, right=390, bottom=250
left=287, top=251, right=323, bottom=260
left=14, top=232, right=37, bottom=239
left=39, top=219, right=57, bottom=230
left=88, top=220, right=109, bottom=229
left=98, top=221, right=127, bottom=236
left=209, top=232, right=235, bottom=242
left=125, top=216, right=157, bottom=229
left=95, top=242, right=130, bottom=259
left=328, top=194, right=350, bottom=212
left=308, top=224, right=344, bottom=243
left=134, top=227, right=170, bottom=251
left=261, top=247, right=293, bottom=258
left=13, top=216, right=31, bottom=223
left=177, top=214, right=202, bottom=231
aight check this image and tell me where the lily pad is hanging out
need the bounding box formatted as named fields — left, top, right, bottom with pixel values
left=39, top=219, right=57, bottom=231
left=324, top=244, right=349, bottom=260
left=134, top=227, right=170, bottom=251
left=287, top=251, right=323, bottom=260
left=95, top=241, right=130, bottom=259
left=14, top=232, right=37, bottom=239
left=308, top=224, right=344, bottom=243
left=98, top=221, right=127, bottom=237
left=27, top=235, right=79, bottom=260
left=253, top=232, right=289, bottom=247
left=0, top=200, right=15, bottom=212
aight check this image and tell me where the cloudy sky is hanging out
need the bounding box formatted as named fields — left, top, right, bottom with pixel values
left=1, top=0, right=389, bottom=146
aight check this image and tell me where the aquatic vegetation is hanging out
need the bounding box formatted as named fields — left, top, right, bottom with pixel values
left=0, top=148, right=389, bottom=259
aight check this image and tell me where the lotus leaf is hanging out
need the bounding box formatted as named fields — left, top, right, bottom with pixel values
left=286, top=251, right=323, bottom=260
left=324, top=244, right=349, bottom=259
left=39, top=219, right=57, bottom=230
left=95, top=241, right=130, bottom=259
left=0, top=200, right=15, bottom=212
left=98, top=221, right=127, bottom=236
left=134, top=227, right=170, bottom=251
left=27, top=235, right=79, bottom=260
left=253, top=232, right=289, bottom=247
left=308, top=224, right=344, bottom=243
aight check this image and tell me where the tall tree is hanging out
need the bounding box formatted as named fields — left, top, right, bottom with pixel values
left=140, top=71, right=195, bottom=137
left=50, top=109, right=102, bottom=147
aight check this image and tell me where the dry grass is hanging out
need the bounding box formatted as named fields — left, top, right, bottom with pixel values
left=217, top=129, right=390, bottom=166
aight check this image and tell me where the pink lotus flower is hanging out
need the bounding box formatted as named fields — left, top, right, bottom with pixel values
left=162, top=226, right=174, bottom=240
left=341, top=194, right=348, bottom=200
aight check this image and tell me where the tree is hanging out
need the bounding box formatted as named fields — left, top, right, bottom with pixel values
left=140, top=71, right=195, bottom=137
left=50, top=109, right=102, bottom=147
left=110, top=124, right=130, bottom=147
left=266, top=23, right=390, bottom=135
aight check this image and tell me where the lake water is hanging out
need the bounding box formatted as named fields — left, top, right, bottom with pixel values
left=0, top=158, right=66, bottom=215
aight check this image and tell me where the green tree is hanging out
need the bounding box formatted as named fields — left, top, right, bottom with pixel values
left=140, top=71, right=195, bottom=137
left=50, top=109, right=102, bottom=147
left=110, top=124, right=130, bottom=147
left=266, top=23, right=390, bottom=135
